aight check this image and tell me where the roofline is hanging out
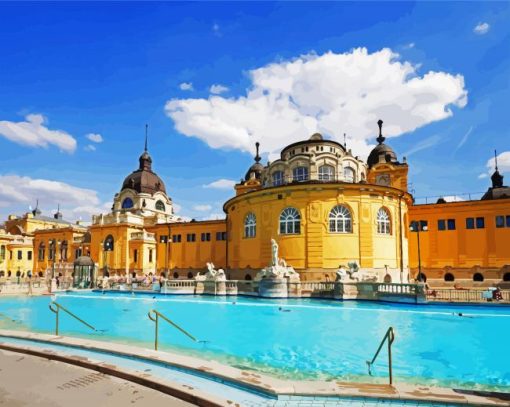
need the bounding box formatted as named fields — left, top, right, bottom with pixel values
left=280, top=138, right=346, bottom=156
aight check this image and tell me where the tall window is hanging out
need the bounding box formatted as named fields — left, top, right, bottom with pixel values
left=279, top=208, right=301, bottom=234
left=122, top=198, right=134, bottom=209
left=0, top=245, right=5, bottom=261
left=75, top=248, right=82, bottom=259
left=60, top=240, right=68, bottom=261
left=104, top=235, right=114, bottom=251
left=27, top=251, right=32, bottom=261
left=244, top=213, right=256, bottom=238
left=17, top=250, right=22, bottom=260
left=49, top=240, right=56, bottom=260
left=318, top=165, right=334, bottom=181
left=38, top=243, right=45, bottom=261
left=155, top=200, right=165, bottom=211
left=292, top=166, right=308, bottom=182
left=272, top=171, right=284, bottom=186
left=149, top=249, right=153, bottom=263
left=343, top=167, right=355, bottom=183
left=377, top=208, right=391, bottom=234
left=329, top=205, right=352, bottom=233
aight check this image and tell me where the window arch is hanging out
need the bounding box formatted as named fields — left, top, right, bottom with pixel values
left=329, top=205, right=352, bottom=233
left=318, top=165, right=334, bottom=181
left=279, top=207, right=301, bottom=234
left=104, top=235, right=114, bottom=251
left=444, top=273, right=455, bottom=282
left=122, top=197, right=134, bottom=209
left=504, top=272, right=510, bottom=282
left=473, top=273, right=484, bottom=282
left=377, top=208, right=391, bottom=234
left=60, top=240, right=68, bottom=261
left=272, top=171, right=284, bottom=186
left=292, top=166, right=308, bottom=182
left=48, top=240, right=56, bottom=261
left=155, top=200, right=165, bottom=211
left=244, top=213, right=256, bottom=238
left=344, top=167, right=355, bottom=183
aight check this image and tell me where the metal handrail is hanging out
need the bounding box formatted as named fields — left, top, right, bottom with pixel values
left=48, top=301, right=96, bottom=336
left=147, top=309, right=198, bottom=351
left=366, top=327, right=395, bottom=385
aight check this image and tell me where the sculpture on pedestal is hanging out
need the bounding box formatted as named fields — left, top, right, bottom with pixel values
left=255, top=239, right=300, bottom=281
left=195, top=262, right=226, bottom=281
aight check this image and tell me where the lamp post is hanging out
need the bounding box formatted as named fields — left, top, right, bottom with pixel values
left=51, top=239, right=61, bottom=292
left=410, top=222, right=428, bottom=282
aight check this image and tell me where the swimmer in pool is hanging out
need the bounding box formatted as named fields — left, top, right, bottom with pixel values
left=278, top=307, right=291, bottom=312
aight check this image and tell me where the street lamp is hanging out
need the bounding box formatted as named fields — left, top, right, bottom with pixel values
left=410, top=221, right=428, bottom=282
left=51, top=239, right=61, bottom=279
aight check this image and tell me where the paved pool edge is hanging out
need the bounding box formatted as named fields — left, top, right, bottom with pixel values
left=0, top=329, right=507, bottom=406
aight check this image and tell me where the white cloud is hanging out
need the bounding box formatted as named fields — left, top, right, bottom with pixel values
left=210, top=84, right=229, bottom=95
left=166, top=48, right=467, bottom=159
left=173, top=203, right=182, bottom=214
left=478, top=173, right=488, bottom=179
left=179, top=82, right=194, bottom=91
left=441, top=195, right=465, bottom=202
left=86, top=133, right=103, bottom=143
left=84, top=144, right=96, bottom=152
left=454, top=126, right=473, bottom=152
left=486, top=151, right=510, bottom=174
left=193, top=204, right=213, bottom=212
left=202, top=213, right=225, bottom=221
left=0, top=114, right=77, bottom=153
left=403, top=134, right=442, bottom=157
left=474, top=22, right=490, bottom=35
left=203, top=179, right=236, bottom=190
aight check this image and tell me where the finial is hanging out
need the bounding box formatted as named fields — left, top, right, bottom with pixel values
left=495, top=149, right=498, bottom=171
left=343, top=133, right=346, bottom=148
left=376, top=119, right=385, bottom=144
left=255, top=141, right=261, bottom=163
left=144, top=124, right=148, bottom=152
left=57, top=203, right=60, bottom=212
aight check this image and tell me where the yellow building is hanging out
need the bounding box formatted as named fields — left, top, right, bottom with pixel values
left=0, top=228, right=33, bottom=279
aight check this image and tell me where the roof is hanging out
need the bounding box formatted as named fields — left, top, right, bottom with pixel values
left=121, top=150, right=166, bottom=195
left=74, top=256, right=95, bottom=266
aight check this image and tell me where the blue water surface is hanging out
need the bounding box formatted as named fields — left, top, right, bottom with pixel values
left=0, top=292, right=508, bottom=392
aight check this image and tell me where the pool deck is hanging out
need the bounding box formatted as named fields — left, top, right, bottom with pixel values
left=0, top=329, right=507, bottom=407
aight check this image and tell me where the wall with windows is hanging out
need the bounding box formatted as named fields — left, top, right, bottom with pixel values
left=408, top=198, right=510, bottom=283
left=225, top=182, right=410, bottom=280
left=0, top=229, right=33, bottom=279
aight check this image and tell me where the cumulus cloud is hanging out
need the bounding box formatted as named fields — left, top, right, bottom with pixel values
left=0, top=114, right=77, bottom=153
left=486, top=151, right=510, bottom=174
left=179, top=82, right=194, bottom=91
left=84, top=144, right=96, bottom=152
left=474, top=22, right=490, bottom=35
left=193, top=204, right=213, bottom=212
left=86, top=133, right=103, bottom=143
left=202, top=213, right=225, bottom=221
left=203, top=179, right=236, bottom=190
left=166, top=48, right=467, bottom=159
left=210, top=84, right=229, bottom=94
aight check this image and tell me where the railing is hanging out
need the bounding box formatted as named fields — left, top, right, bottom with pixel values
left=262, top=174, right=359, bottom=188
left=164, top=280, right=196, bottom=288
left=377, top=283, right=420, bottom=295
left=48, top=301, right=96, bottom=336
left=413, top=191, right=485, bottom=205
left=147, top=309, right=199, bottom=350
left=130, top=231, right=156, bottom=241
left=366, top=327, right=395, bottom=385
left=427, top=288, right=510, bottom=303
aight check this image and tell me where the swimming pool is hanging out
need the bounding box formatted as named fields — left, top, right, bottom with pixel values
left=0, top=292, right=508, bottom=392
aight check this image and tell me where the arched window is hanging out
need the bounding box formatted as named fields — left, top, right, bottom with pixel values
left=344, top=167, right=355, bottom=183
left=444, top=273, right=455, bottom=282
left=60, top=240, right=68, bottom=261
left=318, top=165, right=335, bottom=181
left=473, top=273, right=484, bottom=282
left=244, top=213, right=256, bottom=238
left=104, top=235, right=114, bottom=251
left=245, top=274, right=252, bottom=281
left=187, top=271, right=193, bottom=279
left=173, top=271, right=179, bottom=279
left=279, top=208, right=301, bottom=234
left=272, top=171, right=284, bottom=186
left=0, top=245, right=5, bottom=261
left=504, top=272, right=510, bottom=282
left=48, top=240, right=56, bottom=261
left=417, top=272, right=427, bottom=282
left=122, top=198, right=134, bottom=209
left=155, top=200, right=165, bottom=211
left=292, top=166, right=308, bottom=182
left=329, top=205, right=352, bottom=233
left=377, top=208, right=391, bottom=234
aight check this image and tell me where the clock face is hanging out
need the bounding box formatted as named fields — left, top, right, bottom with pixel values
left=376, top=174, right=391, bottom=186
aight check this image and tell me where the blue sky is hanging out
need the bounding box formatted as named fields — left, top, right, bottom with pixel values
left=0, top=2, right=509, bottom=222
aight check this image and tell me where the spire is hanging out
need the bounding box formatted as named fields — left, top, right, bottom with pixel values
left=144, top=123, right=148, bottom=152
left=495, top=149, right=498, bottom=171
left=376, top=119, right=385, bottom=144
left=491, top=149, right=504, bottom=188
left=32, top=199, right=41, bottom=216
left=54, top=203, right=63, bottom=220
left=255, top=142, right=261, bottom=163
left=343, top=133, right=347, bottom=148
left=139, top=124, right=152, bottom=171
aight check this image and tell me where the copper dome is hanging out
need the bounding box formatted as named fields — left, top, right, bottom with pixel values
left=121, top=150, right=166, bottom=194
left=367, top=119, right=398, bottom=168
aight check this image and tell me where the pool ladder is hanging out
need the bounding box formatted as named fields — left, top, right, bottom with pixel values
left=366, top=327, right=395, bottom=385
left=49, top=301, right=96, bottom=336
left=147, top=309, right=199, bottom=351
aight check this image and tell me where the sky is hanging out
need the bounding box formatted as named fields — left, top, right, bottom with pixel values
left=0, top=2, right=509, bottom=222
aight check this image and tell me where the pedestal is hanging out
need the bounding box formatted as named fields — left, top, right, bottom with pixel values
left=50, top=278, right=58, bottom=293
left=258, top=278, right=288, bottom=298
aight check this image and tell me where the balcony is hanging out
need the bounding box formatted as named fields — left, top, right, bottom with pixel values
left=130, top=231, right=156, bottom=241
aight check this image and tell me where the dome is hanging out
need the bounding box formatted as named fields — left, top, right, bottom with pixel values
left=367, top=120, right=398, bottom=168
left=74, top=256, right=94, bottom=267
left=244, top=142, right=264, bottom=181
left=309, top=133, right=323, bottom=141
left=121, top=150, right=166, bottom=194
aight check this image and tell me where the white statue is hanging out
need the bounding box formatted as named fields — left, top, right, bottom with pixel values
left=255, top=239, right=299, bottom=281
left=335, top=265, right=348, bottom=281
left=196, top=262, right=226, bottom=281
left=271, top=239, right=279, bottom=267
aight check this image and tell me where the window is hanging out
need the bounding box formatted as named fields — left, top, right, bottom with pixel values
left=155, top=200, right=165, bottom=211
left=134, top=249, right=138, bottom=263
left=60, top=240, right=68, bottom=261
left=75, top=248, right=82, bottom=259
left=27, top=251, right=32, bottom=261
left=466, top=218, right=475, bottom=229
left=496, top=215, right=505, bottom=228
left=17, top=250, right=22, bottom=260
left=272, top=171, right=284, bottom=186
left=216, top=231, right=227, bottom=241
left=292, top=166, right=308, bottom=182
left=447, top=219, right=456, bottom=230
left=473, top=273, right=484, bottom=282
left=438, top=219, right=446, bottom=231
left=186, top=233, right=196, bottom=242
left=149, top=249, right=153, bottom=263
left=476, top=217, right=485, bottom=229
left=444, top=273, right=455, bottom=282
left=437, top=219, right=455, bottom=231
left=329, top=205, right=352, bottom=233
left=343, top=167, right=355, bottom=183
left=159, top=235, right=168, bottom=243
left=244, top=213, right=256, bottom=238
left=172, top=234, right=181, bottom=243
left=38, top=243, right=45, bottom=261
left=122, top=197, right=134, bottom=209
left=377, top=208, right=391, bottom=234
left=201, top=232, right=211, bottom=242
left=318, top=165, right=334, bottom=181
left=0, top=245, right=5, bottom=261
left=187, top=272, right=193, bottom=279
left=49, top=240, right=56, bottom=260
left=279, top=208, right=301, bottom=234
left=104, top=235, right=114, bottom=251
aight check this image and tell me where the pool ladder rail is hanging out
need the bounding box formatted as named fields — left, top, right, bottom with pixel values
left=148, top=309, right=204, bottom=351
left=366, top=327, right=395, bottom=385
left=49, top=301, right=97, bottom=336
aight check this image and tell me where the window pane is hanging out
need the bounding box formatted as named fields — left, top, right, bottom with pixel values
left=496, top=215, right=505, bottom=228
left=466, top=218, right=474, bottom=229
left=447, top=219, right=456, bottom=230
left=476, top=217, right=485, bottom=229
left=506, top=215, right=510, bottom=228
left=438, top=220, right=446, bottom=231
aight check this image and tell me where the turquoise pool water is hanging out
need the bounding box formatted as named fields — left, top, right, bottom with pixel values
left=0, top=292, right=509, bottom=392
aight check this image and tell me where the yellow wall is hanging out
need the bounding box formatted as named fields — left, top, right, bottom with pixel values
left=0, top=234, right=33, bottom=278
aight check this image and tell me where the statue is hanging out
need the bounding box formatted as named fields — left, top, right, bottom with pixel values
left=255, top=239, right=300, bottom=281
left=271, top=239, right=278, bottom=267
left=196, top=262, right=226, bottom=281
left=335, top=265, right=348, bottom=281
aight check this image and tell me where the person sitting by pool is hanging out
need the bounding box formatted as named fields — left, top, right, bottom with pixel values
left=425, top=282, right=437, bottom=298
left=493, top=287, right=503, bottom=301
